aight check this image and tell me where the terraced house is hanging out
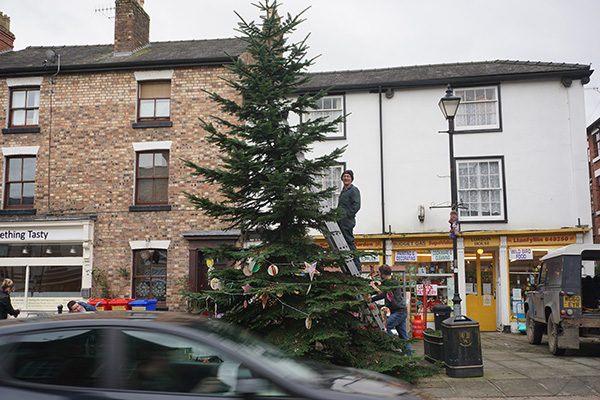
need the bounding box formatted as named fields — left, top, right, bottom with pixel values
left=0, top=0, right=244, bottom=311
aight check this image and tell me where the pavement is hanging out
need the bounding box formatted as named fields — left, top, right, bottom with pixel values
left=411, top=330, right=600, bottom=400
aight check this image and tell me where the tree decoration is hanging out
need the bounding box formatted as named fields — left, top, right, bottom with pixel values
left=306, top=284, right=311, bottom=295
left=267, top=264, right=279, bottom=276
left=210, top=278, right=223, bottom=290
left=305, top=317, right=312, bottom=330
left=304, top=261, right=317, bottom=281
left=242, top=264, right=253, bottom=276
left=261, top=293, right=269, bottom=309
left=206, top=259, right=214, bottom=269
left=242, top=284, right=252, bottom=294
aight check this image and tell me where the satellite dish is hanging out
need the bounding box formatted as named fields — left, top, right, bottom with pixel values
left=45, top=49, right=57, bottom=64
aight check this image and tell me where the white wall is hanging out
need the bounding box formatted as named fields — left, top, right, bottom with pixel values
left=305, top=78, right=592, bottom=239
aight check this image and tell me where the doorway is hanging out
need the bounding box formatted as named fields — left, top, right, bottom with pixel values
left=464, top=251, right=496, bottom=331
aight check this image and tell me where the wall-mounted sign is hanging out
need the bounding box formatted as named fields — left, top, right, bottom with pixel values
left=360, top=253, right=380, bottom=263
left=509, top=248, right=533, bottom=260
left=507, top=234, right=576, bottom=246
left=395, top=251, right=417, bottom=262
left=432, top=249, right=453, bottom=262
left=0, top=227, right=83, bottom=242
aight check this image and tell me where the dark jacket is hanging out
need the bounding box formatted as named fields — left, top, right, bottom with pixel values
left=0, top=289, right=20, bottom=319
left=372, top=279, right=407, bottom=314
left=338, top=184, right=361, bottom=221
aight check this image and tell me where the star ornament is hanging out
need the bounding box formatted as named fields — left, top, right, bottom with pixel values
left=242, top=284, right=252, bottom=294
left=304, top=261, right=317, bottom=281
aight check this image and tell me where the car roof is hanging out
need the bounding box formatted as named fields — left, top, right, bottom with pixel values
left=541, top=244, right=600, bottom=261
left=0, top=310, right=210, bottom=330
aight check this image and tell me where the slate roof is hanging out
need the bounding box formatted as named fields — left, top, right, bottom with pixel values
left=299, top=60, right=593, bottom=92
left=0, top=38, right=246, bottom=77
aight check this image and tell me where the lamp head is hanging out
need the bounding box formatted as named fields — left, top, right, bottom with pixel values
left=438, top=84, right=461, bottom=120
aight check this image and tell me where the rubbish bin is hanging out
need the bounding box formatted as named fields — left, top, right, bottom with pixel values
left=129, top=299, right=157, bottom=311
left=109, top=298, right=133, bottom=311
left=432, top=304, right=452, bottom=331
left=441, top=315, right=483, bottom=378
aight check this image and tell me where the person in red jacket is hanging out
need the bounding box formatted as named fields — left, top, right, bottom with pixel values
left=0, top=278, right=20, bottom=319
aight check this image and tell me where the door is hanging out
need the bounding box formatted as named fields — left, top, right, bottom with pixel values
left=464, top=251, right=496, bottom=331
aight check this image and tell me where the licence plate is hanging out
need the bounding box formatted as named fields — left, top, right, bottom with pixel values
left=563, top=295, right=581, bottom=308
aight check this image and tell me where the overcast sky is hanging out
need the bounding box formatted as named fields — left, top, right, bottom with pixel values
left=2, top=0, right=600, bottom=124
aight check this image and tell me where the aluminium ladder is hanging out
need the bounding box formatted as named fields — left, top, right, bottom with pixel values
left=322, top=220, right=386, bottom=331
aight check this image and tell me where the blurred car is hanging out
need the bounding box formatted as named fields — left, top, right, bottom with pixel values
left=0, top=311, right=425, bottom=399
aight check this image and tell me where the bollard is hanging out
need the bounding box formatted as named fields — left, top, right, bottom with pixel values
left=57, top=304, right=63, bottom=314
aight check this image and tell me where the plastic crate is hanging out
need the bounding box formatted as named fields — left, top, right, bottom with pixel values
left=129, top=299, right=157, bottom=311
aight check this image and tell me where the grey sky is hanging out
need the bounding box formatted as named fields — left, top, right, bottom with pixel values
left=2, top=0, right=600, bottom=124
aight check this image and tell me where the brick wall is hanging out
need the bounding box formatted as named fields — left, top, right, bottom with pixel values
left=0, top=65, right=240, bottom=310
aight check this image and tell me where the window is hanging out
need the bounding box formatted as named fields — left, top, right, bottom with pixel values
left=320, top=164, right=344, bottom=210
left=4, top=155, right=36, bottom=209
left=455, top=86, right=500, bottom=130
left=138, top=81, right=171, bottom=122
left=135, top=150, right=169, bottom=205
left=9, top=87, right=40, bottom=128
left=457, top=158, right=506, bottom=221
left=306, top=95, right=344, bottom=138
left=133, top=249, right=167, bottom=303
left=0, top=329, right=108, bottom=388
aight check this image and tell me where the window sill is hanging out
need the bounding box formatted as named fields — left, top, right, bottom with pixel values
left=0, top=209, right=36, bottom=215
left=129, top=205, right=171, bottom=212
left=132, top=122, right=173, bottom=129
left=2, top=127, right=41, bottom=134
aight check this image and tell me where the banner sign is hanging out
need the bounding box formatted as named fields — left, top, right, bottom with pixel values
left=394, top=251, right=417, bottom=262
left=432, top=249, right=453, bottom=262
left=509, top=248, right=533, bottom=260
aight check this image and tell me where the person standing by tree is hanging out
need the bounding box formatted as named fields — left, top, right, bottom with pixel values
left=0, top=278, right=20, bottom=319
left=371, top=265, right=411, bottom=352
left=338, top=170, right=361, bottom=251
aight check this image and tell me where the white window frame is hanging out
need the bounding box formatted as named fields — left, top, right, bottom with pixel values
left=457, top=157, right=506, bottom=222
left=454, top=86, right=500, bottom=131
left=306, top=95, right=345, bottom=139
left=320, top=164, right=345, bottom=211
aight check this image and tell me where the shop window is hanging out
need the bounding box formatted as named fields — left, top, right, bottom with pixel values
left=135, top=150, right=169, bottom=205
left=306, top=95, right=345, bottom=139
left=4, top=155, right=36, bottom=209
left=320, top=164, right=344, bottom=211
left=138, top=81, right=171, bottom=122
left=0, top=266, right=26, bottom=296
left=9, top=87, right=40, bottom=128
left=28, top=266, right=82, bottom=297
left=457, top=157, right=506, bottom=222
left=454, top=86, right=500, bottom=131
left=133, top=249, right=167, bottom=303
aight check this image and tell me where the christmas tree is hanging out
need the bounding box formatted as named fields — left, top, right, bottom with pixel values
left=183, top=0, right=438, bottom=383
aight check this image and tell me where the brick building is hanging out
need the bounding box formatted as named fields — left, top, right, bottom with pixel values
left=588, top=116, right=600, bottom=243
left=0, top=0, right=245, bottom=311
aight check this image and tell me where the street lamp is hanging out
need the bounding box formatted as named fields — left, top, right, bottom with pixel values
left=438, top=84, right=463, bottom=318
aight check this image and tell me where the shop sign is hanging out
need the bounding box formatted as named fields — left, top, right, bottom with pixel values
left=356, top=240, right=381, bottom=250
left=392, top=238, right=452, bottom=250
left=0, top=227, right=82, bottom=242
left=395, top=251, right=417, bottom=262
left=416, top=284, right=438, bottom=296
left=360, top=253, right=380, bottom=263
left=432, top=249, right=453, bottom=262
left=509, top=248, right=533, bottom=260
left=507, top=234, right=576, bottom=246
left=463, top=236, right=500, bottom=247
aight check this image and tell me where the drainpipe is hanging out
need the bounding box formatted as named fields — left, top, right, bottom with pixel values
left=378, top=86, right=386, bottom=234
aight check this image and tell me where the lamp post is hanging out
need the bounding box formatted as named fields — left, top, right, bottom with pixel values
left=438, top=84, right=462, bottom=318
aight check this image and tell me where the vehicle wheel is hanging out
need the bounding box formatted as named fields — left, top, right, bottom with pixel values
left=526, top=310, right=543, bottom=345
left=547, top=314, right=566, bottom=356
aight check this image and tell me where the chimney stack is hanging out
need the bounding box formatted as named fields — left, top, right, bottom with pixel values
left=114, top=0, right=150, bottom=55
left=0, top=12, right=15, bottom=52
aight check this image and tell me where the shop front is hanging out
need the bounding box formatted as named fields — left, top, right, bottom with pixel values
left=0, top=218, right=94, bottom=313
